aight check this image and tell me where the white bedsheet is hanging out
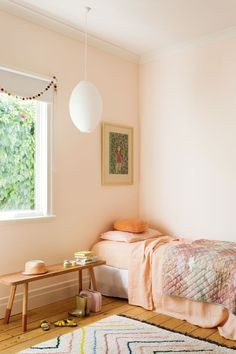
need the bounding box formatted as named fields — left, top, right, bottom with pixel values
left=94, top=265, right=128, bottom=298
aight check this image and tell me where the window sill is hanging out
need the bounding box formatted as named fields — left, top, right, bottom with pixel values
left=0, top=214, right=56, bottom=224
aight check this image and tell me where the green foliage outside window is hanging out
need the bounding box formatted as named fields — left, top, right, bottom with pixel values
left=0, top=93, right=36, bottom=210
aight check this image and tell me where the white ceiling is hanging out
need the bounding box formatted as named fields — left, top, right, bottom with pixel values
left=3, top=0, right=236, bottom=56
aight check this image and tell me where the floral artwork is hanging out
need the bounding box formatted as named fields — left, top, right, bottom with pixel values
left=109, top=132, right=128, bottom=175
left=102, top=123, right=133, bottom=185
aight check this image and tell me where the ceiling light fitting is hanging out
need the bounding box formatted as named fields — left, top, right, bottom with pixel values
left=69, top=6, right=103, bottom=133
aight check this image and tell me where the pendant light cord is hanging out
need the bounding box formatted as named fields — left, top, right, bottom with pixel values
left=84, top=6, right=91, bottom=81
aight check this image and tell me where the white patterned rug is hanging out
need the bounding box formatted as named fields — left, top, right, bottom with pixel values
left=19, top=314, right=236, bottom=353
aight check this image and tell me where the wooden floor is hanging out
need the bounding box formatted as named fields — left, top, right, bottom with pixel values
left=0, top=296, right=235, bottom=353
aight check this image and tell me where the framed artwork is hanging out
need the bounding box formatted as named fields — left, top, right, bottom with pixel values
left=102, top=123, right=133, bottom=185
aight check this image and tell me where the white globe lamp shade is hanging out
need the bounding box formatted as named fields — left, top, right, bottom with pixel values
left=69, top=80, right=103, bottom=133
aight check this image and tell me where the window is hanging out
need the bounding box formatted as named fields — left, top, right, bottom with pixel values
left=0, top=67, right=53, bottom=220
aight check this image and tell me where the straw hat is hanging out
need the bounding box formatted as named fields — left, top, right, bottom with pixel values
left=22, top=260, right=47, bottom=275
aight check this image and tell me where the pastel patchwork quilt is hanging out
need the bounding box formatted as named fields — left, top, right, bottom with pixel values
left=162, top=239, right=236, bottom=314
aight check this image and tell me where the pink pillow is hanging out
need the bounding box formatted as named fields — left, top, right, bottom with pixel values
left=100, top=228, right=162, bottom=243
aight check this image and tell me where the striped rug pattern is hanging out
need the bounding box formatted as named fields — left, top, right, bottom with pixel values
left=19, top=315, right=236, bottom=353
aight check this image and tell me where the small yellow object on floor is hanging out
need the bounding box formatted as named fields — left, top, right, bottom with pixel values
left=40, top=320, right=50, bottom=331
left=53, top=318, right=77, bottom=327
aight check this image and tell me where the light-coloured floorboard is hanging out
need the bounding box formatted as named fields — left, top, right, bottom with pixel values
left=0, top=296, right=235, bottom=353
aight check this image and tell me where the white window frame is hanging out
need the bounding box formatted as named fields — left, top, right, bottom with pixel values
left=0, top=99, right=54, bottom=222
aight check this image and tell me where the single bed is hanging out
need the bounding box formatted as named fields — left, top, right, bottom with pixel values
left=92, top=237, right=236, bottom=341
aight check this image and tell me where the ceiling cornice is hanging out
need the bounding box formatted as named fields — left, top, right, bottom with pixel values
left=0, top=0, right=139, bottom=64
left=1, top=0, right=235, bottom=66
left=140, top=26, right=236, bottom=64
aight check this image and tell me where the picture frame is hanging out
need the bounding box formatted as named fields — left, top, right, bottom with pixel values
left=102, top=123, right=133, bottom=185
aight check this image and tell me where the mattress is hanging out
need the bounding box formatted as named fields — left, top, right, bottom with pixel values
left=92, top=240, right=137, bottom=269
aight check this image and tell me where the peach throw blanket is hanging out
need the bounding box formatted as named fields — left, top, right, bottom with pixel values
left=128, top=236, right=176, bottom=309
left=128, top=236, right=236, bottom=341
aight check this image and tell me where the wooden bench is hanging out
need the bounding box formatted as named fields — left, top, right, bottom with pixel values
left=0, top=260, right=106, bottom=332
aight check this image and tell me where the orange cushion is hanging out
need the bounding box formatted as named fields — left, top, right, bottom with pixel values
left=113, top=218, right=148, bottom=233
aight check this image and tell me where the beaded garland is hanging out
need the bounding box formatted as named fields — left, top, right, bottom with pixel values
left=0, top=76, right=57, bottom=100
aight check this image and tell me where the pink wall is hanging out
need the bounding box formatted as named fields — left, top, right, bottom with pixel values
left=0, top=11, right=138, bottom=313
left=140, top=38, right=236, bottom=242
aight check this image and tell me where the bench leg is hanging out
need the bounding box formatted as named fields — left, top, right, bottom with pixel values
left=3, top=285, right=17, bottom=324
left=22, top=283, right=28, bottom=332
left=78, top=270, right=82, bottom=293
left=89, top=268, right=97, bottom=291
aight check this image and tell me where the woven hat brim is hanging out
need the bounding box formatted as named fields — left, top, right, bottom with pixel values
left=22, top=270, right=48, bottom=276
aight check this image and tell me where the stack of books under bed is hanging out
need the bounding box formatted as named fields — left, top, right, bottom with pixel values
left=74, top=251, right=98, bottom=265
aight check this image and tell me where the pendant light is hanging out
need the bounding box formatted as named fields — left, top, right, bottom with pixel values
left=69, top=6, right=103, bottom=133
